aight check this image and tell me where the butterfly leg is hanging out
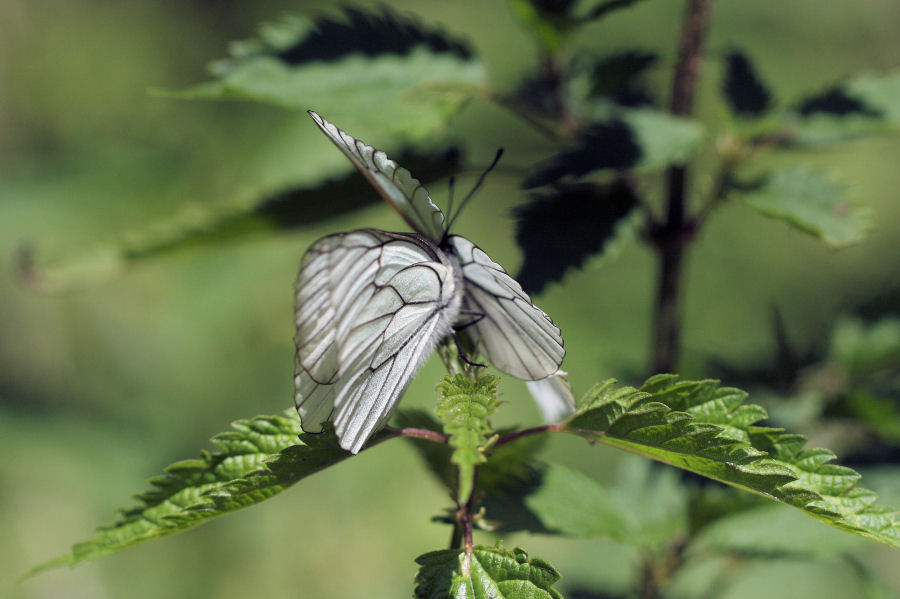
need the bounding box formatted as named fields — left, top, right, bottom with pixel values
left=450, top=330, right=486, bottom=369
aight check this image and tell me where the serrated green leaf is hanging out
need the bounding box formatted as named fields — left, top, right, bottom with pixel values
left=734, top=166, right=869, bottom=247
left=414, top=545, right=563, bottom=599
left=436, top=375, right=501, bottom=503
left=163, top=10, right=486, bottom=140
left=563, top=375, right=900, bottom=549
left=26, top=412, right=390, bottom=576
left=789, top=70, right=900, bottom=144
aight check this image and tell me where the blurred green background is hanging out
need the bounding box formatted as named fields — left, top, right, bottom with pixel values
left=2, top=1, right=898, bottom=598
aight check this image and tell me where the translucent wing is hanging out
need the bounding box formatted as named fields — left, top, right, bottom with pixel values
left=295, top=229, right=460, bottom=453
left=448, top=235, right=564, bottom=380
left=308, top=111, right=445, bottom=241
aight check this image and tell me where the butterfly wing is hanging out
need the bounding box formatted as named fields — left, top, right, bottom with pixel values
left=295, top=229, right=460, bottom=453
left=447, top=235, right=564, bottom=380
left=308, top=111, right=445, bottom=241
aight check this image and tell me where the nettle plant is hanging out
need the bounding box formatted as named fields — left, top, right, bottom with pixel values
left=25, top=1, right=900, bottom=597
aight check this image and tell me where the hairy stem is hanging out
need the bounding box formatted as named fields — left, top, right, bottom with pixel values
left=386, top=426, right=449, bottom=444
left=650, top=0, right=714, bottom=374
left=493, top=422, right=564, bottom=449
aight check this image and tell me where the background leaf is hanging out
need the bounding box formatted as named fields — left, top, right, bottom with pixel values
left=723, top=50, right=773, bottom=117
left=164, top=9, right=486, bottom=138
left=734, top=166, right=869, bottom=247
left=514, top=181, right=639, bottom=294
left=26, top=413, right=387, bottom=575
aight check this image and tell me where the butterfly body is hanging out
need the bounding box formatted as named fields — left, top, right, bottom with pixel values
left=295, top=112, right=566, bottom=453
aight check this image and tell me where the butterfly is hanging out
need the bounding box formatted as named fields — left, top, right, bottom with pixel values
left=295, top=111, right=567, bottom=453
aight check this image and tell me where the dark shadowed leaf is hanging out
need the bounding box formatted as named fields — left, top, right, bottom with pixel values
left=588, top=51, right=658, bottom=106
left=18, top=148, right=461, bottom=293
left=514, top=181, right=639, bottom=294
left=274, top=7, right=472, bottom=64
left=798, top=88, right=881, bottom=118
left=723, top=50, right=773, bottom=116
left=522, top=122, right=641, bottom=188
left=580, top=0, right=647, bottom=22
left=522, top=110, right=703, bottom=188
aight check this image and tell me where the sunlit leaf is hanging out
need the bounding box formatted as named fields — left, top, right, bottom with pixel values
left=734, top=166, right=869, bottom=247
left=563, top=375, right=900, bottom=549
left=414, top=545, right=563, bottom=599
left=163, top=9, right=486, bottom=139
left=514, top=181, right=639, bottom=294
left=436, top=375, right=501, bottom=503
left=26, top=413, right=391, bottom=575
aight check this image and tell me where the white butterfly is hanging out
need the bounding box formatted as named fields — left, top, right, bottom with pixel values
left=295, top=111, right=568, bottom=453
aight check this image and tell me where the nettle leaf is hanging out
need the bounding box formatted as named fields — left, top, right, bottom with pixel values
left=723, top=50, right=773, bottom=117
left=791, top=70, right=900, bottom=143
left=579, top=0, right=648, bottom=22
left=27, top=412, right=383, bottom=575
left=165, top=9, right=485, bottom=138
left=19, top=148, right=461, bottom=293
left=588, top=50, right=658, bottom=106
left=414, top=545, right=563, bottom=599
left=522, top=109, right=703, bottom=188
left=734, top=166, right=870, bottom=247
left=514, top=181, right=640, bottom=294
left=563, top=375, right=900, bottom=549
left=436, top=375, right=501, bottom=503
left=496, top=456, right=687, bottom=546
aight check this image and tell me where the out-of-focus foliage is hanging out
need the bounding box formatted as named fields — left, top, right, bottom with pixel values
left=3, top=1, right=900, bottom=598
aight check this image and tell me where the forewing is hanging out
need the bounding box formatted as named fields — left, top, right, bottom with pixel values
left=448, top=235, right=564, bottom=380
left=308, top=111, right=445, bottom=240
left=295, top=230, right=457, bottom=453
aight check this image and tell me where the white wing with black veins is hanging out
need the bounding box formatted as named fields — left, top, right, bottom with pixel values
left=294, top=229, right=460, bottom=453
left=447, top=235, right=564, bottom=381
left=308, top=111, right=445, bottom=241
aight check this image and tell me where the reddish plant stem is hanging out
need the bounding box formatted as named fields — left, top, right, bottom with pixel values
left=650, top=0, right=714, bottom=374
left=386, top=426, right=449, bottom=444
left=493, top=422, right=565, bottom=449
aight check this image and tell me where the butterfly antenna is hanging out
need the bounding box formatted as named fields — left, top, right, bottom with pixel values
left=444, top=175, right=457, bottom=239
left=446, top=148, right=504, bottom=233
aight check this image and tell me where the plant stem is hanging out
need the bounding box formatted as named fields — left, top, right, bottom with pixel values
left=492, top=422, right=564, bottom=449
left=650, top=0, right=714, bottom=374
left=385, top=426, right=449, bottom=444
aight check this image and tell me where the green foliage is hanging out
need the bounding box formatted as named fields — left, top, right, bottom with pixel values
left=564, top=375, right=900, bottom=548
left=500, top=457, right=687, bottom=546
left=163, top=10, right=485, bottom=139
left=436, top=375, right=501, bottom=503
left=734, top=166, right=869, bottom=247
left=26, top=412, right=382, bottom=575
left=414, top=545, right=563, bottom=599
